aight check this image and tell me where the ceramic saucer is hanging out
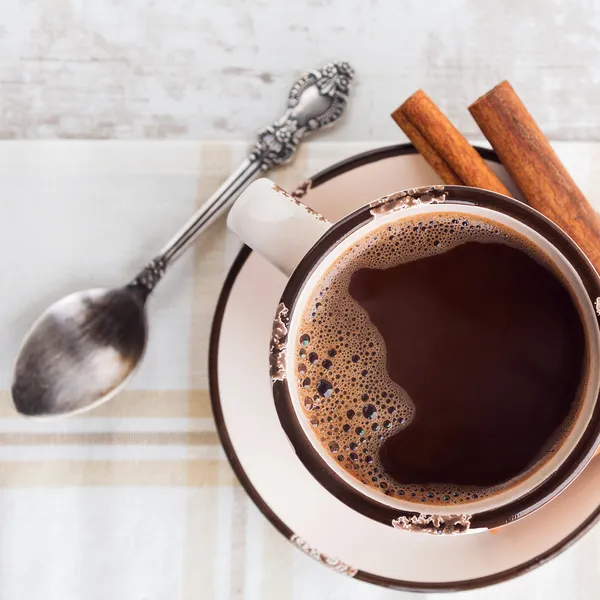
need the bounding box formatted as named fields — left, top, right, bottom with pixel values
left=209, top=143, right=600, bottom=591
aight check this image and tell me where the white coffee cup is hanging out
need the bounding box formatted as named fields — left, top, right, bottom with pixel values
left=228, top=178, right=600, bottom=534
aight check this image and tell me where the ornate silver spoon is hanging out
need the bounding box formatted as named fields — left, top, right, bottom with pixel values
left=12, top=61, right=354, bottom=417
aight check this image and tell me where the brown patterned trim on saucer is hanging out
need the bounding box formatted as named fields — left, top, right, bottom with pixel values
left=290, top=534, right=358, bottom=577
left=209, top=143, right=600, bottom=592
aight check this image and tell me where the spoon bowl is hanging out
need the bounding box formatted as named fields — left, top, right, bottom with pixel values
left=12, top=287, right=147, bottom=417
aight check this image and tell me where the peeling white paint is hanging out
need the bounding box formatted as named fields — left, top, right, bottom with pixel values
left=0, top=0, right=598, bottom=140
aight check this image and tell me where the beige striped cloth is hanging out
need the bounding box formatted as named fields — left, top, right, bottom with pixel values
left=1, top=141, right=600, bottom=600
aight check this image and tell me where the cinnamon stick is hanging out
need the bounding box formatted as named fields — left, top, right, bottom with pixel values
left=469, top=81, right=600, bottom=273
left=391, top=104, right=462, bottom=185
left=391, top=90, right=510, bottom=196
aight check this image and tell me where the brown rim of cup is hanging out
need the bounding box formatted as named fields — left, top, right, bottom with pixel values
left=209, top=143, right=600, bottom=591
left=273, top=184, right=600, bottom=532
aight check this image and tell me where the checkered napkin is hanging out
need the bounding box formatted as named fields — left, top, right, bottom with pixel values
left=1, top=140, right=599, bottom=600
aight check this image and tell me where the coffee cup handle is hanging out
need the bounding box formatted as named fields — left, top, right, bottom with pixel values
left=228, top=178, right=331, bottom=276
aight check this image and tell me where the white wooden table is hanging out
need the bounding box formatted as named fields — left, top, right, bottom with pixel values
left=0, top=0, right=598, bottom=142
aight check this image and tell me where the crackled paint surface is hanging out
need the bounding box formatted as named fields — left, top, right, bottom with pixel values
left=0, top=0, right=599, bottom=140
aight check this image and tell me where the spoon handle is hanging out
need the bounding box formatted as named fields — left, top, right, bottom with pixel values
left=129, top=61, right=354, bottom=293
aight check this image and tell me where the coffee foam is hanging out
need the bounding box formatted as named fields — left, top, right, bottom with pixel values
left=293, top=212, right=583, bottom=507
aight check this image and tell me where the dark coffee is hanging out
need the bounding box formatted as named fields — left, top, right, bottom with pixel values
left=294, top=213, right=586, bottom=506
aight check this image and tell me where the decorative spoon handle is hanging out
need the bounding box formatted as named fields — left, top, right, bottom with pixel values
left=130, top=61, right=354, bottom=293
